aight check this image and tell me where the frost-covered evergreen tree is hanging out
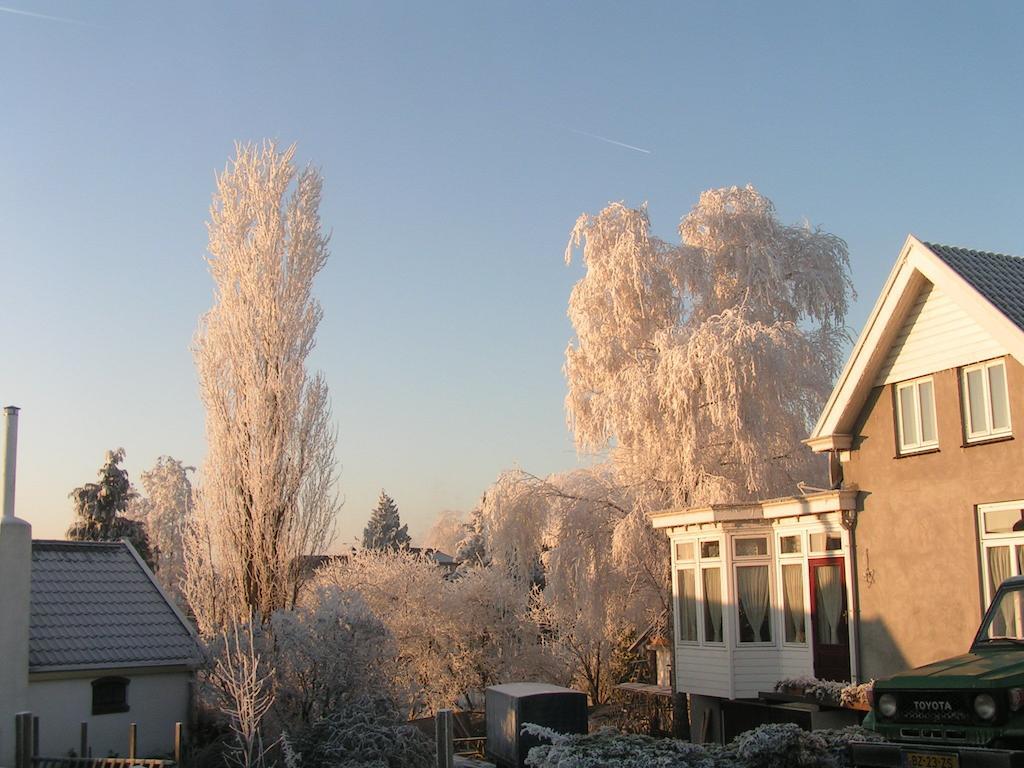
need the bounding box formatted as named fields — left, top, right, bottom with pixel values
left=564, top=185, right=853, bottom=508
left=67, top=448, right=156, bottom=570
left=361, top=491, right=410, bottom=551
left=186, top=142, right=340, bottom=633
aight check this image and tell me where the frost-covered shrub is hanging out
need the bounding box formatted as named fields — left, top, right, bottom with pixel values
left=731, top=723, right=836, bottom=768
left=523, top=723, right=882, bottom=768
left=270, top=586, right=397, bottom=729
left=524, top=726, right=715, bottom=768
left=838, top=682, right=874, bottom=710
left=774, top=677, right=846, bottom=703
left=283, top=694, right=432, bottom=768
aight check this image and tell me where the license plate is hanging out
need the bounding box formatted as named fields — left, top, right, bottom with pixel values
left=904, top=752, right=959, bottom=768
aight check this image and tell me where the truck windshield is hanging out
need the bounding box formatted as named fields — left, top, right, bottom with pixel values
left=980, top=584, right=1024, bottom=642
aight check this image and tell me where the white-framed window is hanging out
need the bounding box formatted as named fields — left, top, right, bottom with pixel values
left=895, top=376, right=938, bottom=454
left=962, top=359, right=1011, bottom=443
left=734, top=535, right=772, bottom=644
left=978, top=501, right=1024, bottom=600
left=978, top=501, right=1024, bottom=636
left=673, top=536, right=724, bottom=645
left=777, top=532, right=807, bottom=645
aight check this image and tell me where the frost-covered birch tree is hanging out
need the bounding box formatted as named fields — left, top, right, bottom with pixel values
left=187, top=142, right=340, bottom=633
left=564, top=185, right=852, bottom=507
left=475, top=466, right=664, bottom=703
left=129, top=456, right=193, bottom=602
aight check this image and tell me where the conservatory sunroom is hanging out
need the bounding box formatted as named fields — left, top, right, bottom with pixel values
left=649, top=488, right=859, bottom=705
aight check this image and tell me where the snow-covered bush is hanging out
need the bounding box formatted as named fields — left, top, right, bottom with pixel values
left=524, top=726, right=714, bottom=768
left=774, top=678, right=845, bottom=703
left=522, top=723, right=884, bottom=768
left=283, top=694, right=433, bottom=768
left=839, top=682, right=874, bottom=710
left=269, top=585, right=397, bottom=728
left=774, top=678, right=875, bottom=710
left=314, top=547, right=559, bottom=716
left=730, top=723, right=836, bottom=768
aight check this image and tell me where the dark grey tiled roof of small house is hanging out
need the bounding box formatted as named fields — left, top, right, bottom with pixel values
left=30, top=540, right=199, bottom=671
left=926, top=242, right=1024, bottom=331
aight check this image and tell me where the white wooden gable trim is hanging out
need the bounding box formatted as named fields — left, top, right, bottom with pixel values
left=807, top=235, right=1024, bottom=451
left=874, top=281, right=1007, bottom=386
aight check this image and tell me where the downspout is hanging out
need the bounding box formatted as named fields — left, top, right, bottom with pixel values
left=834, top=449, right=863, bottom=684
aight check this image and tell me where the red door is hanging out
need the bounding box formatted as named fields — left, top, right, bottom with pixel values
left=809, top=557, right=851, bottom=681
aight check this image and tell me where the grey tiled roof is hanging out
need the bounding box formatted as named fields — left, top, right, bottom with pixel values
left=926, top=242, right=1024, bottom=331
left=30, top=540, right=199, bottom=671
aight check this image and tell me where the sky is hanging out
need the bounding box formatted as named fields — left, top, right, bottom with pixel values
left=2, top=1, right=1023, bottom=548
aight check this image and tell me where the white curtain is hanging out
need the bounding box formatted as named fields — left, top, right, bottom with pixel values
left=782, top=564, right=805, bottom=643
left=677, top=569, right=697, bottom=641
left=816, top=565, right=843, bottom=645
left=989, top=546, right=1012, bottom=636
left=703, top=568, right=723, bottom=642
left=737, top=565, right=770, bottom=642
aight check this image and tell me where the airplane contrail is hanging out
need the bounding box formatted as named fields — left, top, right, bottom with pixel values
left=568, top=127, right=651, bottom=155
left=0, top=4, right=95, bottom=26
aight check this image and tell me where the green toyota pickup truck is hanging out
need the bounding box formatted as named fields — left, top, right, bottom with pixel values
left=855, top=575, right=1024, bottom=768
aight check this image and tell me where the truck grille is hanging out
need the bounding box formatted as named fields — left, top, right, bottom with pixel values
left=895, top=692, right=973, bottom=724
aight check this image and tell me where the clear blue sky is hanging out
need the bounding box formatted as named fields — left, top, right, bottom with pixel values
left=2, top=1, right=1022, bottom=546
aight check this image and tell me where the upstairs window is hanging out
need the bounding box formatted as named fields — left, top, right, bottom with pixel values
left=962, top=360, right=1011, bottom=442
left=895, top=376, right=938, bottom=454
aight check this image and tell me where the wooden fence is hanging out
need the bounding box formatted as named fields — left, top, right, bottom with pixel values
left=14, top=713, right=180, bottom=768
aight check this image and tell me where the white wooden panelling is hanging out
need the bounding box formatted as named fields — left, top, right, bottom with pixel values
left=731, top=646, right=813, bottom=698
left=675, top=644, right=731, bottom=698
left=876, top=281, right=1006, bottom=385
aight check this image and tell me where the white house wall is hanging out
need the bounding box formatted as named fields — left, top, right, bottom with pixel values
left=676, top=645, right=732, bottom=698
left=670, top=517, right=851, bottom=701
left=875, top=281, right=1006, bottom=386
left=29, top=671, right=191, bottom=759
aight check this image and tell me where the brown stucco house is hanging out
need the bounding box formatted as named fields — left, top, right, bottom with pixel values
left=651, top=235, right=1024, bottom=740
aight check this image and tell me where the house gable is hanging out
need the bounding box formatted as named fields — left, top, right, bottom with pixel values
left=875, top=281, right=1007, bottom=386
left=807, top=235, right=1024, bottom=451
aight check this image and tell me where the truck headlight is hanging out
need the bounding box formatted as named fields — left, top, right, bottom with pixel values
left=975, top=693, right=997, bottom=720
left=878, top=693, right=898, bottom=718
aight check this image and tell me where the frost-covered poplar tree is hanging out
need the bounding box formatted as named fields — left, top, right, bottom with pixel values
left=564, top=185, right=852, bottom=507
left=187, top=142, right=340, bottom=633
left=129, top=456, right=193, bottom=602
left=361, top=491, right=410, bottom=551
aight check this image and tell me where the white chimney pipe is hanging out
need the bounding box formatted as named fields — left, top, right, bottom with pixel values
left=2, top=406, right=18, bottom=519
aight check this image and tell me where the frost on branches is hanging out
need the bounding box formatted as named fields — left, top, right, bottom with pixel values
left=128, top=456, right=194, bottom=603
left=313, top=547, right=560, bottom=716
left=564, top=186, right=853, bottom=508
left=187, top=142, right=340, bottom=633
left=473, top=466, right=668, bottom=704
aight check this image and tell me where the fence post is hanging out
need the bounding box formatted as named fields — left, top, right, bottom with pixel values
left=128, top=723, right=137, bottom=760
left=80, top=721, right=88, bottom=759
left=434, top=709, right=454, bottom=768
left=174, top=722, right=182, bottom=766
left=15, top=712, right=31, bottom=768
left=32, top=716, right=39, bottom=759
